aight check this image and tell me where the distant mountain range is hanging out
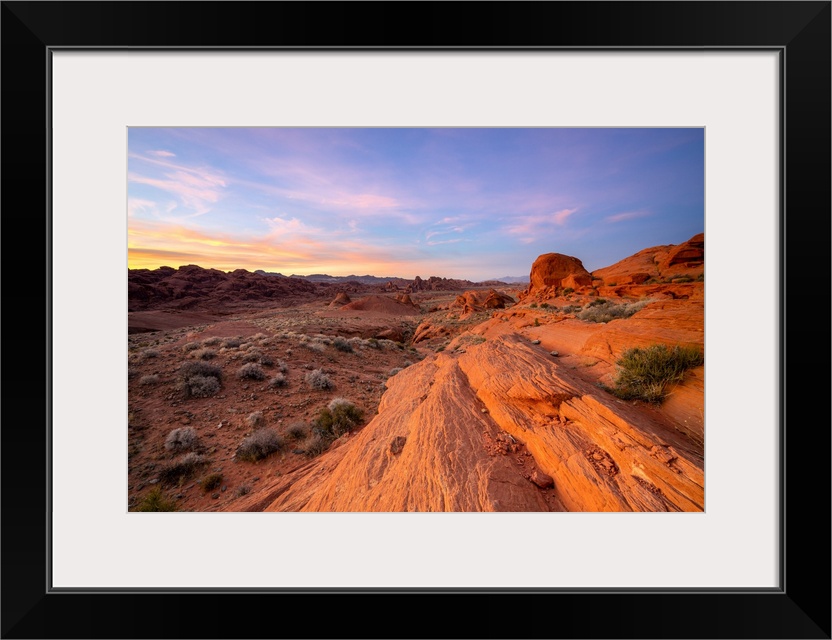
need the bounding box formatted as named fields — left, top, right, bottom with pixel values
left=254, top=271, right=399, bottom=285
left=254, top=270, right=527, bottom=286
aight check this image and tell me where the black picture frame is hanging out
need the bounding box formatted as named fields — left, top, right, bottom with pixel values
left=2, top=2, right=829, bottom=638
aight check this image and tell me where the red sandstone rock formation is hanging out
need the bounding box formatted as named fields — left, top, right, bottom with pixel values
left=329, top=292, right=352, bottom=307
left=592, top=233, right=704, bottom=285
left=339, top=295, right=422, bottom=316
left=248, top=332, right=703, bottom=512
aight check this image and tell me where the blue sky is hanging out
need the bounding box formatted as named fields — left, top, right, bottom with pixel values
left=128, top=127, right=704, bottom=281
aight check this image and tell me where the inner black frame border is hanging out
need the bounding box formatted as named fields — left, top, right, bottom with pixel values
left=2, top=2, right=829, bottom=638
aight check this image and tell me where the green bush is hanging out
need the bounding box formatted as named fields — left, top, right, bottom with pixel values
left=562, top=288, right=574, bottom=296
left=134, top=486, right=177, bottom=512
left=314, top=398, right=364, bottom=436
left=606, top=344, right=703, bottom=404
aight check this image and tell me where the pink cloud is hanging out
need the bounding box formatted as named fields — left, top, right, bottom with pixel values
left=148, top=150, right=176, bottom=158
left=604, top=210, right=651, bottom=223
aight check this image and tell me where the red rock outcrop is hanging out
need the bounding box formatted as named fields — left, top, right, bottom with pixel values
left=450, top=289, right=515, bottom=317
left=521, top=254, right=593, bottom=301
left=329, top=292, right=352, bottom=307
left=592, top=233, right=704, bottom=285
left=339, top=295, right=422, bottom=316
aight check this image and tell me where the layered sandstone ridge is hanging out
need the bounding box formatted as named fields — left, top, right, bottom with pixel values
left=246, top=332, right=703, bottom=513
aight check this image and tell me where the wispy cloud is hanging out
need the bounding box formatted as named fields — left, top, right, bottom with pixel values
left=503, top=208, right=579, bottom=243
left=604, top=210, right=651, bottom=223
left=148, top=150, right=176, bottom=158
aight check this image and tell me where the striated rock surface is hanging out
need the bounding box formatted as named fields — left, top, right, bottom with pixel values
left=251, top=332, right=703, bottom=513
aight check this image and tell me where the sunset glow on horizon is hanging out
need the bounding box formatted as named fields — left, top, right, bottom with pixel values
left=128, top=128, right=704, bottom=281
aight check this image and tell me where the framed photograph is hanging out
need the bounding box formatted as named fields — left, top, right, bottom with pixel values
left=3, top=2, right=829, bottom=638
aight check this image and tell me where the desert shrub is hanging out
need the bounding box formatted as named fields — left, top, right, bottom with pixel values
left=577, top=300, right=649, bottom=324
left=178, top=361, right=223, bottom=398
left=192, top=348, right=217, bottom=360
left=164, top=427, right=200, bottom=452
left=276, top=360, right=288, bottom=374
left=200, top=472, right=223, bottom=493
left=534, top=318, right=540, bottom=327
left=128, top=367, right=139, bottom=380
left=142, top=348, right=160, bottom=359
left=286, top=421, right=308, bottom=440
left=182, top=342, right=201, bottom=353
left=530, top=302, right=538, bottom=308
left=238, top=363, right=267, bottom=380
left=303, top=340, right=326, bottom=353
left=202, top=336, right=222, bottom=346
left=306, top=369, right=333, bottom=390
left=540, top=302, right=551, bottom=308
left=139, top=374, right=160, bottom=386
left=388, top=367, right=403, bottom=377
left=304, top=432, right=331, bottom=457
left=333, top=337, right=353, bottom=353
left=561, top=288, right=574, bottom=296
left=246, top=411, right=264, bottom=428
left=268, top=374, right=287, bottom=388
left=236, top=428, right=284, bottom=462
left=159, top=452, right=206, bottom=485
left=314, top=398, right=364, bottom=436
left=179, top=361, right=223, bottom=380
left=242, top=348, right=264, bottom=363
left=696, top=273, right=705, bottom=282
left=134, top=486, right=177, bottom=512
left=223, top=337, right=242, bottom=349
left=606, top=344, right=704, bottom=404
left=257, top=353, right=274, bottom=366
left=186, top=375, right=221, bottom=398
left=561, top=305, right=582, bottom=314
left=367, top=338, right=380, bottom=349
left=235, top=485, right=251, bottom=497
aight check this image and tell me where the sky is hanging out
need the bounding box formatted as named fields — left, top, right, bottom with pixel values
left=127, top=128, right=704, bottom=281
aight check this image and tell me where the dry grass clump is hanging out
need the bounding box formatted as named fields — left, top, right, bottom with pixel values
left=164, top=427, right=200, bottom=452
left=159, top=452, right=206, bottom=485
left=285, top=421, right=308, bottom=440
left=303, top=432, right=331, bottom=457
left=604, top=344, right=704, bottom=404
left=576, top=299, right=650, bottom=323
left=182, top=341, right=201, bottom=353
left=236, top=428, right=285, bottom=462
left=268, top=374, right=288, bottom=388
left=141, top=348, right=161, bottom=360
left=388, top=367, right=403, bottom=377
left=305, top=368, right=333, bottom=390
left=139, top=374, right=160, bottom=386
left=276, top=360, right=288, bottom=374
left=199, top=472, right=223, bottom=493
left=192, top=347, right=217, bottom=360
left=246, top=411, right=265, bottom=428
left=222, top=337, right=243, bottom=349
left=237, top=363, right=267, bottom=380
